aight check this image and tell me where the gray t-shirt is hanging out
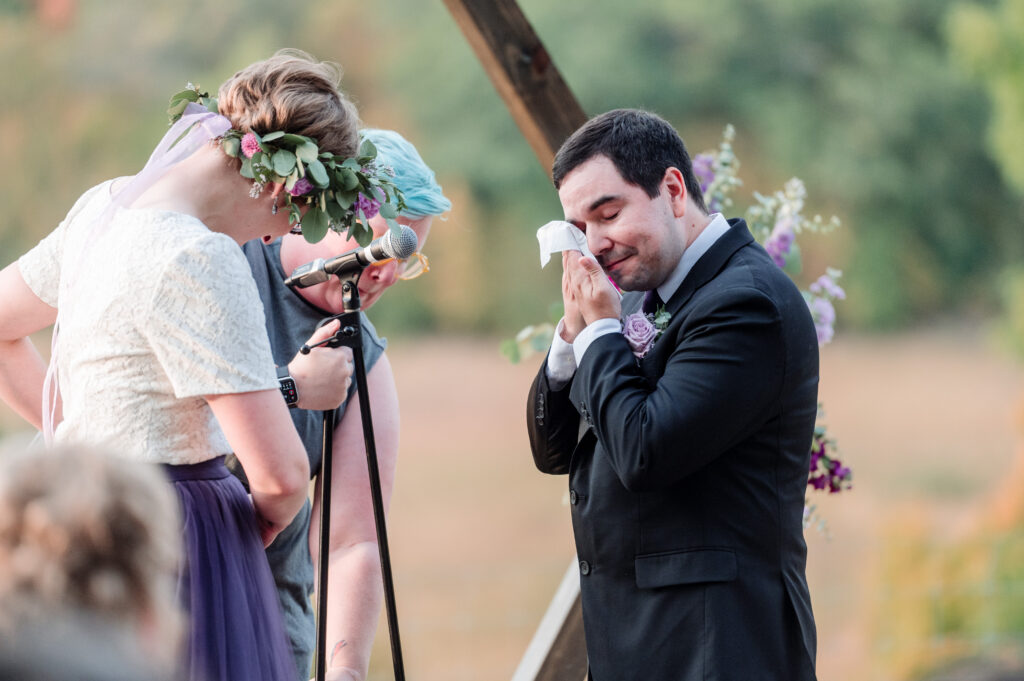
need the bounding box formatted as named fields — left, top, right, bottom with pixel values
left=233, top=238, right=387, bottom=680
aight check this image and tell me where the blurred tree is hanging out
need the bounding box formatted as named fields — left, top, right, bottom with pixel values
left=1, top=0, right=1020, bottom=333
left=374, top=0, right=1022, bottom=329
left=948, top=0, right=1024, bottom=196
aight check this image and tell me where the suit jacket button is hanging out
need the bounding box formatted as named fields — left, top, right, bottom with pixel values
left=579, top=560, right=591, bottom=576
left=569, top=489, right=578, bottom=505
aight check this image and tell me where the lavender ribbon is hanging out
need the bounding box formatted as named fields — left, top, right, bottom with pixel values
left=41, top=103, right=233, bottom=444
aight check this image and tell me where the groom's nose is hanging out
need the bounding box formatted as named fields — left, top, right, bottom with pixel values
left=587, top=226, right=613, bottom=256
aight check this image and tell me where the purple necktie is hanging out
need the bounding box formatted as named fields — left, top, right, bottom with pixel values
left=642, top=289, right=663, bottom=315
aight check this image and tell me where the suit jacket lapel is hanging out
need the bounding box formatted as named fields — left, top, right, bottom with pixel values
left=664, top=218, right=753, bottom=314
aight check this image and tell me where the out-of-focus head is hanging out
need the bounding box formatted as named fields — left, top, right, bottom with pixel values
left=361, top=128, right=452, bottom=219
left=0, top=445, right=182, bottom=663
left=281, top=128, right=451, bottom=312
left=217, top=49, right=360, bottom=158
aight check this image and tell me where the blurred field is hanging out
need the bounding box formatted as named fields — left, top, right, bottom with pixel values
left=375, top=326, right=1024, bottom=681
left=1, top=326, right=1020, bottom=680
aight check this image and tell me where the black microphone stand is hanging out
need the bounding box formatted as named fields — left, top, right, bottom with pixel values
left=301, top=273, right=406, bottom=681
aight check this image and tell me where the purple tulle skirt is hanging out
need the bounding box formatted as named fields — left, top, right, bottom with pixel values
left=163, top=457, right=297, bottom=681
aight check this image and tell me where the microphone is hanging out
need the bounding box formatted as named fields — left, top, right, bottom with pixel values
left=284, top=224, right=419, bottom=289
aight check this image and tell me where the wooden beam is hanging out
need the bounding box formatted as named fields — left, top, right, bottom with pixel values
left=510, top=558, right=588, bottom=681
left=441, top=0, right=588, bottom=175
left=440, top=2, right=589, bottom=679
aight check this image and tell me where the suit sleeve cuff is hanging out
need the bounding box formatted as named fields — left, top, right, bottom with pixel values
left=573, top=317, right=623, bottom=367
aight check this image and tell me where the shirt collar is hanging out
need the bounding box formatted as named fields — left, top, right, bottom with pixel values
left=656, top=213, right=730, bottom=303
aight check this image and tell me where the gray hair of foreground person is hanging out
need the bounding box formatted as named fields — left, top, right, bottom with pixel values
left=0, top=444, right=183, bottom=669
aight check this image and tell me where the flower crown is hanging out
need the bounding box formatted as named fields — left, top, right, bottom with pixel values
left=167, top=84, right=406, bottom=245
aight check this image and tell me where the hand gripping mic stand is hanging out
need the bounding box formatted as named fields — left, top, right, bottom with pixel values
left=300, top=273, right=406, bottom=681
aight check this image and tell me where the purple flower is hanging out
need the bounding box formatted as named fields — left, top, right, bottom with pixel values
left=809, top=442, right=824, bottom=472
left=764, top=217, right=795, bottom=268
left=809, top=475, right=828, bottom=491
left=356, top=192, right=381, bottom=220
left=289, top=177, right=313, bottom=197
left=622, top=312, right=657, bottom=358
left=809, top=273, right=846, bottom=300
left=809, top=297, right=836, bottom=346
left=241, top=132, right=261, bottom=159
left=693, top=153, right=716, bottom=194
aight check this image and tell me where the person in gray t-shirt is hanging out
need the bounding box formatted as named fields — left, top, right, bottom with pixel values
left=235, top=128, right=451, bottom=681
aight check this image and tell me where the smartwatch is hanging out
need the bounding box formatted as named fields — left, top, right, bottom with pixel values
left=277, top=365, right=299, bottom=408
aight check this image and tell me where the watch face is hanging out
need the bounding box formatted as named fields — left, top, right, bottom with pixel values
left=280, top=377, right=298, bottom=406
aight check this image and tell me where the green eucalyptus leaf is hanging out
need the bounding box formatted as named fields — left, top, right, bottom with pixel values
left=340, top=157, right=360, bottom=170
left=171, top=88, right=200, bottom=103
left=338, top=168, right=359, bottom=190
left=353, top=222, right=373, bottom=247
left=285, top=170, right=300, bottom=192
left=272, top=149, right=297, bottom=176
left=262, top=131, right=285, bottom=142
left=202, top=97, right=219, bottom=115
left=378, top=201, right=398, bottom=220
left=307, top=158, right=329, bottom=187
left=296, top=141, right=319, bottom=164
left=500, top=339, right=521, bottom=364
left=240, top=157, right=254, bottom=179
left=325, top=200, right=346, bottom=222
left=358, top=138, right=377, bottom=159
left=280, top=133, right=310, bottom=145
left=335, top=191, right=355, bottom=210
left=221, top=137, right=241, bottom=158
left=385, top=218, right=400, bottom=233
left=167, top=99, right=189, bottom=119
left=301, top=207, right=329, bottom=244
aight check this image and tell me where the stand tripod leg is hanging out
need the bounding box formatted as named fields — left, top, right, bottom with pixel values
left=314, top=308, right=405, bottom=681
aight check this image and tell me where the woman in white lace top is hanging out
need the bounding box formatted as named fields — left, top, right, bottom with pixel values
left=0, top=50, right=361, bottom=681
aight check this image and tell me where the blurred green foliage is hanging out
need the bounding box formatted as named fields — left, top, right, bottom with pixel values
left=1, top=0, right=1020, bottom=335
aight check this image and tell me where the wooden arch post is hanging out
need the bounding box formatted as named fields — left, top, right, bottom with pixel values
left=441, top=2, right=589, bottom=680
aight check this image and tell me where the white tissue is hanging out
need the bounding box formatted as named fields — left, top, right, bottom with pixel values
left=536, top=220, right=597, bottom=268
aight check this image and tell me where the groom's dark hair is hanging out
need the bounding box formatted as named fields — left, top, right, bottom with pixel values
left=552, top=109, right=708, bottom=214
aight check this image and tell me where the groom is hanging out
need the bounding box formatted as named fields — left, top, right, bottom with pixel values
left=526, top=109, right=819, bottom=680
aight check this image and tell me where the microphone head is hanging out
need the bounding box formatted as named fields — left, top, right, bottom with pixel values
left=384, top=224, right=419, bottom=260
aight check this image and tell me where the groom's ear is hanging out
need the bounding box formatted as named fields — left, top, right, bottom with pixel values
left=662, top=167, right=688, bottom=218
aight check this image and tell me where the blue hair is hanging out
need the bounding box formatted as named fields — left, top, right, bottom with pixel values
left=361, top=128, right=452, bottom=219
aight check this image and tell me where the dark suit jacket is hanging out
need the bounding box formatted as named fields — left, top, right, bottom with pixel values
left=527, top=219, right=819, bottom=681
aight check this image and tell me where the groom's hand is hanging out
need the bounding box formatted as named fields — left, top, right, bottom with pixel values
left=565, top=251, right=621, bottom=326
left=560, top=250, right=587, bottom=342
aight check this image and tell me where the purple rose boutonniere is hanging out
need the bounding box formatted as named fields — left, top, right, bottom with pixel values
left=622, top=307, right=672, bottom=358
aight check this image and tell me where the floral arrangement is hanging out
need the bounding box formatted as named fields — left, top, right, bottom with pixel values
left=167, top=85, right=405, bottom=245
left=697, top=126, right=853, bottom=530
left=504, top=125, right=853, bottom=531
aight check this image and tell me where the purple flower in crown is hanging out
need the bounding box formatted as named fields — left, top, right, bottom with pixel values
left=622, top=312, right=658, bottom=358
left=692, top=153, right=716, bottom=195
left=288, top=177, right=313, bottom=197
left=356, top=192, right=381, bottom=220
left=241, top=132, right=262, bottom=159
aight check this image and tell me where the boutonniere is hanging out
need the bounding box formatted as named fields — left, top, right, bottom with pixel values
left=622, top=306, right=672, bottom=358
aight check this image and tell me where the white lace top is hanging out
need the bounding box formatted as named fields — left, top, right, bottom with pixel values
left=19, top=181, right=278, bottom=464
